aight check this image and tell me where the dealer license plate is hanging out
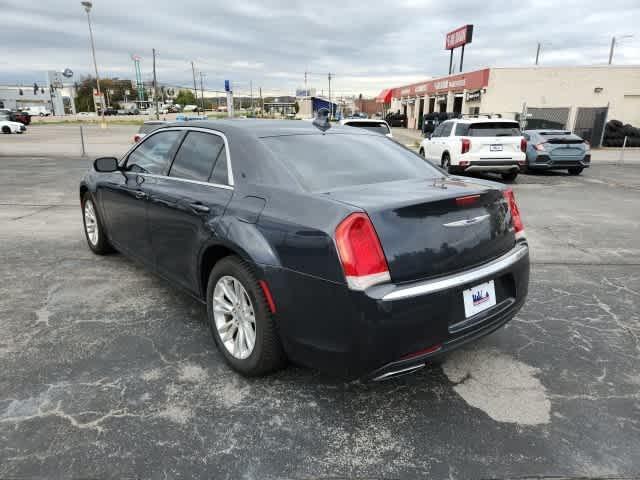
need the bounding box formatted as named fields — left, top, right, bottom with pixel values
left=462, top=280, right=497, bottom=318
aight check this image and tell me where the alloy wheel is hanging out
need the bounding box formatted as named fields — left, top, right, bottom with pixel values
left=84, top=199, right=99, bottom=246
left=213, top=275, right=257, bottom=360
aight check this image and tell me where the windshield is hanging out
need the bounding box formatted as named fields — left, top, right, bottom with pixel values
left=458, top=122, right=522, bottom=137
left=343, top=121, right=390, bottom=135
left=262, top=133, right=442, bottom=192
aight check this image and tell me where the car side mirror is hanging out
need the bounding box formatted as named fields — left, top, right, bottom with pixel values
left=94, top=157, right=119, bottom=172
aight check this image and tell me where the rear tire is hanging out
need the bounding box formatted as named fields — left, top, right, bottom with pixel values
left=419, top=148, right=425, bottom=158
left=568, top=167, right=583, bottom=175
left=441, top=153, right=452, bottom=173
left=206, top=256, right=286, bottom=377
left=2, top=126, right=11, bottom=134
left=501, top=171, right=518, bottom=182
left=81, top=193, right=114, bottom=254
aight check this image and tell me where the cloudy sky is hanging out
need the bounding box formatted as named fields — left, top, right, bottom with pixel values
left=1, top=0, right=638, bottom=97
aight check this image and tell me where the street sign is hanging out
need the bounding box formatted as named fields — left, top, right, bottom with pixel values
left=224, top=80, right=231, bottom=92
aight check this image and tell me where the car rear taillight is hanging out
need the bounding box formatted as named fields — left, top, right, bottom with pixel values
left=503, top=188, right=525, bottom=240
left=456, top=194, right=479, bottom=207
left=584, top=140, right=591, bottom=151
left=335, top=213, right=390, bottom=291
left=520, top=137, right=527, bottom=152
left=461, top=137, right=471, bottom=154
left=534, top=142, right=546, bottom=151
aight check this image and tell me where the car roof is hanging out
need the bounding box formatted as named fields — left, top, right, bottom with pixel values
left=143, top=120, right=169, bottom=125
left=340, top=118, right=389, bottom=125
left=164, top=119, right=376, bottom=139
left=524, top=129, right=572, bottom=134
left=447, top=117, right=519, bottom=124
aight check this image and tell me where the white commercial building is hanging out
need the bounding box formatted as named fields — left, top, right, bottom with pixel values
left=384, top=65, right=640, bottom=146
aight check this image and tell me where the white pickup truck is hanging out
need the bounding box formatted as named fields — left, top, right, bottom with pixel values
left=419, top=117, right=526, bottom=181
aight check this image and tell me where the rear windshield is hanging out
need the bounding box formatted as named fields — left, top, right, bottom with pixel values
left=457, top=122, right=521, bottom=137
left=343, top=121, right=390, bottom=135
left=139, top=123, right=165, bottom=134
left=262, top=133, right=442, bottom=192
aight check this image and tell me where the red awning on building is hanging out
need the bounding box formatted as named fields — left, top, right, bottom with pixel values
left=376, top=89, right=392, bottom=104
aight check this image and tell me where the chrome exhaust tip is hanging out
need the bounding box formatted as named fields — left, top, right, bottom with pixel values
left=372, top=363, right=425, bottom=381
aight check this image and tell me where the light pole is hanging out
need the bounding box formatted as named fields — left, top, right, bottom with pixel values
left=81, top=1, right=105, bottom=125
left=609, top=35, right=633, bottom=65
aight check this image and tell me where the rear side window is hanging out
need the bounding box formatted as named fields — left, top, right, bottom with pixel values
left=169, top=131, right=224, bottom=182
left=262, top=134, right=442, bottom=192
left=455, top=123, right=469, bottom=135
left=209, top=146, right=229, bottom=185
left=440, top=122, right=453, bottom=137
left=126, top=130, right=182, bottom=174
left=344, top=121, right=390, bottom=135
left=465, top=122, right=521, bottom=137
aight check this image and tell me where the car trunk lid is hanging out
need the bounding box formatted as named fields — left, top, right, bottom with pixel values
left=325, top=177, right=516, bottom=283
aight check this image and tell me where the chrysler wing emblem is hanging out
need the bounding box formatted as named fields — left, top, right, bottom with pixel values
left=443, top=214, right=490, bottom=227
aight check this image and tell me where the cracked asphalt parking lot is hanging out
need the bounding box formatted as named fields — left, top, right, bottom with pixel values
left=0, top=155, right=639, bottom=479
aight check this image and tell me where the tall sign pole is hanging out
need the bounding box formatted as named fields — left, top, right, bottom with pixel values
left=81, top=1, right=105, bottom=126
left=152, top=48, right=159, bottom=119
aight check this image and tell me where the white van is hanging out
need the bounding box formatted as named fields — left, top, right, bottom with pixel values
left=24, top=106, right=52, bottom=117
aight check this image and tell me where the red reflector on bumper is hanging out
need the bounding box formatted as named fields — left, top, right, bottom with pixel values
left=400, top=344, right=442, bottom=360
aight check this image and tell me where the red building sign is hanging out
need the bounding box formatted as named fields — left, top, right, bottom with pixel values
left=445, top=24, right=474, bottom=50
left=390, top=68, right=490, bottom=99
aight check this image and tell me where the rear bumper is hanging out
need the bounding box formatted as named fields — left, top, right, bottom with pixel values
left=265, top=242, right=530, bottom=379
left=528, top=154, right=590, bottom=170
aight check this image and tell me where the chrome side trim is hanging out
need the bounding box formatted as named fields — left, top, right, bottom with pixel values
left=372, top=364, right=425, bottom=381
left=381, top=243, right=529, bottom=301
left=132, top=172, right=233, bottom=190
left=118, top=125, right=235, bottom=187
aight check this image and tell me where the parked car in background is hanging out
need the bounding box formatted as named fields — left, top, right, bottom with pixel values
left=1, top=119, right=27, bottom=134
left=80, top=119, right=529, bottom=380
left=419, top=117, right=527, bottom=181
left=523, top=130, right=590, bottom=175
left=11, top=111, right=31, bottom=125
left=99, top=107, right=118, bottom=116
left=340, top=118, right=392, bottom=137
left=422, top=112, right=460, bottom=136
left=385, top=111, right=407, bottom=127
left=1, top=109, right=30, bottom=125
left=133, top=120, right=169, bottom=143
left=23, top=106, right=51, bottom=117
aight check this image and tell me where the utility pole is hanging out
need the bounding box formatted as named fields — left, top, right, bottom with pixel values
left=609, top=35, right=634, bottom=64
left=81, top=1, right=105, bottom=126
left=199, top=72, right=206, bottom=112
left=535, top=42, right=541, bottom=65
left=608, top=37, right=616, bottom=65
left=152, top=48, right=159, bottom=119
left=250, top=80, right=253, bottom=114
left=304, top=70, right=308, bottom=95
left=259, top=87, right=263, bottom=117
left=328, top=72, right=332, bottom=120
left=191, top=61, right=198, bottom=106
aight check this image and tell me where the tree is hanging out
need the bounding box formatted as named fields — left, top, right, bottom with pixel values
left=174, top=89, right=197, bottom=106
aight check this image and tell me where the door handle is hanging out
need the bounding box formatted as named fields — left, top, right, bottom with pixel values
left=189, top=202, right=210, bottom=213
left=135, top=191, right=148, bottom=200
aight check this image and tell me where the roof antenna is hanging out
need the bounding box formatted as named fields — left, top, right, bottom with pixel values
left=312, top=107, right=331, bottom=132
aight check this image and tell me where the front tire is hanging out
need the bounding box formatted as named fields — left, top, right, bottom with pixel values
left=568, top=167, right=583, bottom=175
left=206, top=256, right=286, bottom=377
left=82, top=193, right=114, bottom=254
left=501, top=171, right=519, bottom=182
left=2, top=126, right=11, bottom=134
left=419, top=148, right=425, bottom=158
